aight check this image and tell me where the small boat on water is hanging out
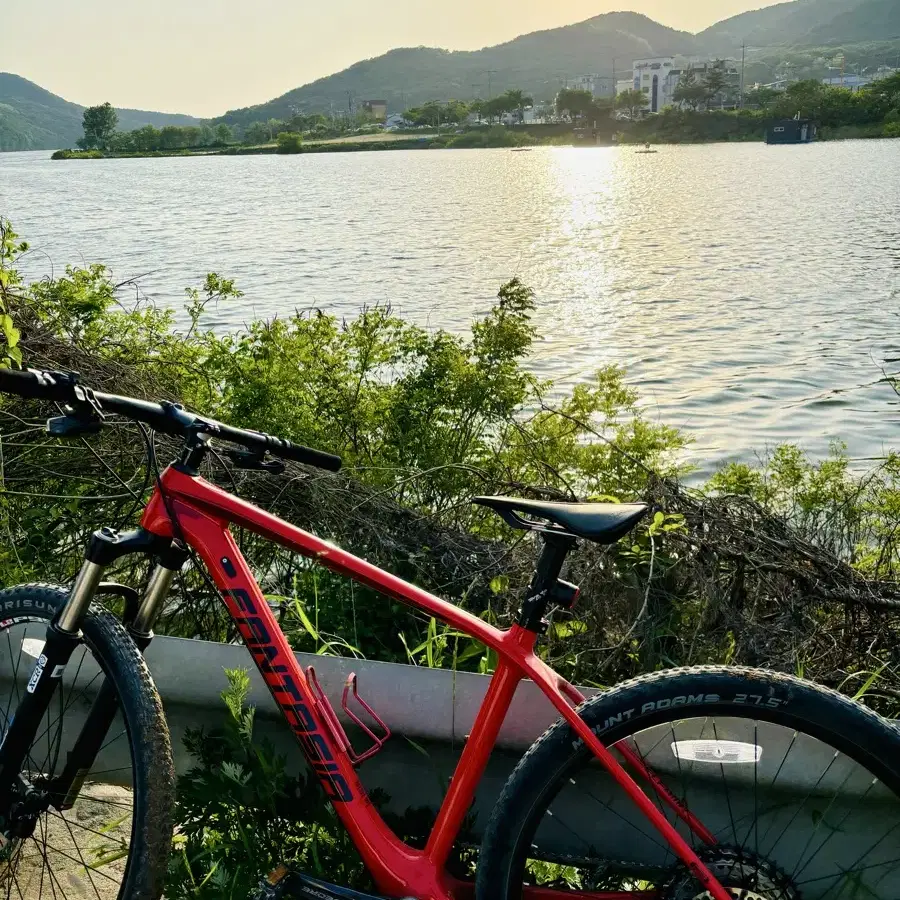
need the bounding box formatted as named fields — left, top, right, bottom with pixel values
left=635, top=143, right=657, bottom=154
left=511, top=147, right=533, bottom=152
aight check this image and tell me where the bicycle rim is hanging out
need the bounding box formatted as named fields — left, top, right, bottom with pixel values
left=1, top=613, right=138, bottom=899
left=515, top=713, right=900, bottom=898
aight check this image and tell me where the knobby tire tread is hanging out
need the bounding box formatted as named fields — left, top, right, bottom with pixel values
left=475, top=665, right=900, bottom=899
left=0, top=583, right=175, bottom=900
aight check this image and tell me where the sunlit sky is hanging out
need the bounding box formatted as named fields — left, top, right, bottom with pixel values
left=2, top=0, right=782, bottom=117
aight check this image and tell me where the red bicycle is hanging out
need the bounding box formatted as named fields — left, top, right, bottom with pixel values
left=2, top=367, right=900, bottom=900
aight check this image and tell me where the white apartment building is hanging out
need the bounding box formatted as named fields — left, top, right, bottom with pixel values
left=631, top=58, right=680, bottom=113
left=626, top=57, right=740, bottom=113
left=571, top=73, right=617, bottom=99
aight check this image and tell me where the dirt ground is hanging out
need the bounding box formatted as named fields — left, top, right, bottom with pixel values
left=1, top=783, right=132, bottom=898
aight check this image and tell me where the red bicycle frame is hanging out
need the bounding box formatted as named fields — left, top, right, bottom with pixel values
left=140, top=464, right=729, bottom=900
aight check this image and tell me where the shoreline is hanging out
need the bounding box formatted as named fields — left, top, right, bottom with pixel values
left=48, top=125, right=900, bottom=160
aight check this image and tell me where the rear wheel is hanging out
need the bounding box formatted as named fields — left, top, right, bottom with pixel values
left=0, top=584, right=174, bottom=899
left=477, top=666, right=900, bottom=899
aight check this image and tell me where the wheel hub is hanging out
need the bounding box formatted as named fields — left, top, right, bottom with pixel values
left=2, top=775, right=51, bottom=842
left=664, top=847, right=800, bottom=900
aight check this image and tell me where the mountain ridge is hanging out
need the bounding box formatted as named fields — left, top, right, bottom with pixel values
left=212, top=0, right=899, bottom=125
left=0, top=73, right=199, bottom=152
left=213, top=11, right=698, bottom=127
left=4, top=0, right=900, bottom=150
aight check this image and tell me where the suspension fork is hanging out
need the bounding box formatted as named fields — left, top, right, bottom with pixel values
left=50, top=547, right=186, bottom=808
left=0, top=526, right=182, bottom=813
left=0, top=559, right=104, bottom=805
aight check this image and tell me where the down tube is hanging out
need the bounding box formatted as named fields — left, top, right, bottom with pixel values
left=179, top=508, right=439, bottom=896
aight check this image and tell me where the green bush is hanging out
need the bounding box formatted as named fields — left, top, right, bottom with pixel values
left=167, top=669, right=372, bottom=897
left=4, top=216, right=900, bottom=695
left=275, top=132, right=304, bottom=153
left=885, top=120, right=900, bottom=137
left=51, top=148, right=105, bottom=159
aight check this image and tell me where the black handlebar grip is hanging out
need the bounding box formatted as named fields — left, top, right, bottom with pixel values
left=279, top=439, right=343, bottom=472
left=0, top=368, right=76, bottom=401
left=0, top=368, right=344, bottom=472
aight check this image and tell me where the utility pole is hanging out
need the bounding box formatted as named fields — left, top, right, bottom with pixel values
left=486, top=69, right=497, bottom=98
left=740, top=42, right=745, bottom=109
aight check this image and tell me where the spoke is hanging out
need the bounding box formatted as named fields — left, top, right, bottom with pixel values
left=31, top=820, right=67, bottom=900
left=667, top=721, right=696, bottom=852
left=46, top=809, right=131, bottom=843
left=766, top=748, right=841, bottom=853
left=84, top=766, right=132, bottom=777
left=7, top=840, right=25, bottom=900
left=33, top=840, right=120, bottom=888
left=98, top=729, right=128, bottom=755
left=709, top=720, right=739, bottom=849
left=757, top=730, right=799, bottom=849
left=55, top=812, right=108, bottom=898
left=534, top=806, right=605, bottom=869
left=788, top=766, right=867, bottom=882
left=754, top=721, right=759, bottom=859
left=30, top=657, right=99, bottom=757
left=798, top=852, right=900, bottom=888
left=2, top=626, right=22, bottom=736
left=810, top=819, right=900, bottom=898
left=37, top=813, right=50, bottom=900
left=565, top=779, right=670, bottom=854
left=624, top=735, right=678, bottom=866
left=77, top=793, right=134, bottom=810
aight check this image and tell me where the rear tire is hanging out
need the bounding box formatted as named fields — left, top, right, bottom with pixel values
left=0, top=584, right=174, bottom=899
left=476, top=666, right=900, bottom=899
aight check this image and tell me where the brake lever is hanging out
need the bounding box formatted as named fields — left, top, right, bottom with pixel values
left=224, top=448, right=286, bottom=475
left=46, top=414, right=104, bottom=437
left=46, top=393, right=105, bottom=438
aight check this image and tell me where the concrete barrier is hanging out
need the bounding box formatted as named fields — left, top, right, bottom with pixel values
left=3, top=631, right=898, bottom=897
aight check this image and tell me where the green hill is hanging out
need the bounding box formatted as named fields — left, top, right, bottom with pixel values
left=698, top=0, right=900, bottom=51
left=805, top=0, right=900, bottom=44
left=0, top=73, right=199, bottom=152
left=213, top=11, right=698, bottom=125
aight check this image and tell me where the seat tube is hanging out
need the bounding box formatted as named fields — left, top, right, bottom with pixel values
left=424, top=657, right=523, bottom=868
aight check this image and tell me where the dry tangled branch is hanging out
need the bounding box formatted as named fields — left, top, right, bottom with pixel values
left=2, top=326, right=900, bottom=709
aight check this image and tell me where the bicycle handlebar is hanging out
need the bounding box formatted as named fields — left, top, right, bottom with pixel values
left=0, top=367, right=343, bottom=472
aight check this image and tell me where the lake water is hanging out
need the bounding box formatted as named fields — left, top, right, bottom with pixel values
left=1, top=143, right=899, bottom=477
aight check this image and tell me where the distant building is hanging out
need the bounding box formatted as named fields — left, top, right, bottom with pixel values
left=615, top=79, right=634, bottom=96
left=631, top=57, right=740, bottom=113
left=360, top=100, right=388, bottom=121
left=571, top=74, right=616, bottom=99
left=822, top=74, right=872, bottom=92
left=767, top=118, right=816, bottom=144
left=632, top=58, right=680, bottom=113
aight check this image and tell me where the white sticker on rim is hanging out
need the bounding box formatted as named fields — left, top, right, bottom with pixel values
left=21, top=638, right=45, bottom=659
left=671, top=739, right=762, bottom=764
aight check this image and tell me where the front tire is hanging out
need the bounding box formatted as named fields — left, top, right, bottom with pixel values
left=0, top=584, right=174, bottom=899
left=477, top=666, right=900, bottom=899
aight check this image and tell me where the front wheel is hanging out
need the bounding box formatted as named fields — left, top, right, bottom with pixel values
left=0, top=584, right=174, bottom=899
left=477, top=666, right=900, bottom=899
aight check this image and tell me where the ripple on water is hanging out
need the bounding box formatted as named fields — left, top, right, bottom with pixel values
left=2, top=142, right=900, bottom=479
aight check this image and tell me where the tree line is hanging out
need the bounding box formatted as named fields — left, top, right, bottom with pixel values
left=401, top=90, right=534, bottom=127
left=78, top=103, right=234, bottom=151
left=744, top=72, right=900, bottom=128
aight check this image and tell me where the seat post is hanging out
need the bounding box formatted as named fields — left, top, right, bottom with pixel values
left=517, top=533, right=576, bottom=632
